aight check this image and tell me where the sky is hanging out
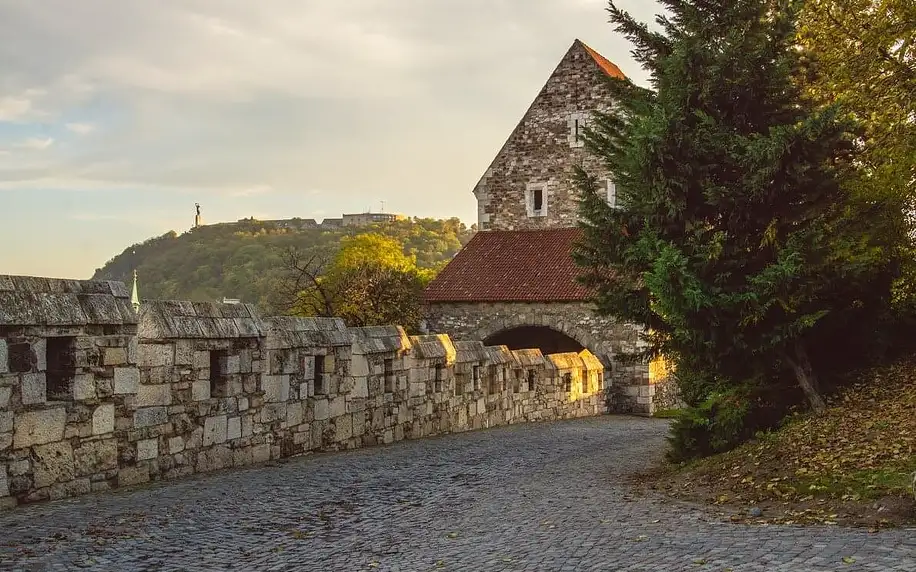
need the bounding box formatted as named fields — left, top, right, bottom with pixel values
left=0, top=0, right=659, bottom=279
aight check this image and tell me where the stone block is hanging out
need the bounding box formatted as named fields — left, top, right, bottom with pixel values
left=329, top=396, right=347, bottom=419
left=192, top=380, right=210, bottom=401
left=21, top=373, right=47, bottom=405
left=335, top=414, right=352, bottom=442
left=252, top=444, right=271, bottom=464
left=203, top=415, right=228, bottom=447
left=238, top=396, right=249, bottom=411
left=138, top=344, right=174, bottom=368
left=0, top=387, right=10, bottom=409
left=0, top=469, right=7, bottom=497
left=197, top=445, right=232, bottom=472
left=72, top=375, right=95, bottom=401
left=13, top=408, right=66, bottom=448
left=174, top=340, right=194, bottom=366
left=262, top=375, right=290, bottom=403
left=74, top=439, right=118, bottom=476
left=193, top=351, right=210, bottom=370
left=227, top=417, right=242, bottom=440
left=33, top=338, right=47, bottom=371
left=261, top=403, right=286, bottom=423
left=92, top=404, right=115, bottom=435
left=136, top=384, right=172, bottom=407
left=169, top=437, right=185, bottom=454
left=285, top=402, right=303, bottom=428
left=0, top=341, right=6, bottom=374
left=49, top=478, right=91, bottom=501
left=313, top=398, right=329, bottom=421
left=113, top=367, right=140, bottom=394
left=32, top=441, right=75, bottom=488
left=352, top=376, right=368, bottom=399
left=102, top=347, right=128, bottom=366
left=0, top=433, right=9, bottom=451
left=137, top=439, right=158, bottom=461
left=133, top=406, right=167, bottom=429
left=127, top=338, right=139, bottom=365
left=118, top=465, right=150, bottom=487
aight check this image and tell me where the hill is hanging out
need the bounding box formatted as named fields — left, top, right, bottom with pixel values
left=642, top=359, right=916, bottom=529
left=92, top=217, right=473, bottom=312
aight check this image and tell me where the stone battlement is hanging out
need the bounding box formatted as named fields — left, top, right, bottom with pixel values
left=0, top=276, right=606, bottom=508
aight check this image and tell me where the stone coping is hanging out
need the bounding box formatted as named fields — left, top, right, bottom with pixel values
left=0, top=275, right=136, bottom=327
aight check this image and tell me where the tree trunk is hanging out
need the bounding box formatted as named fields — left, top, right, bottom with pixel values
left=782, top=339, right=827, bottom=414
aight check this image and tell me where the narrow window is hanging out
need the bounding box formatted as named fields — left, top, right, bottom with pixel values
left=472, top=365, right=481, bottom=391
left=384, top=359, right=394, bottom=393
left=574, top=118, right=581, bottom=143
left=314, top=355, right=325, bottom=394
left=454, top=375, right=463, bottom=397
left=527, top=370, right=536, bottom=391
left=582, top=375, right=589, bottom=394
left=533, top=188, right=543, bottom=212
left=7, top=342, right=33, bottom=373
left=434, top=363, right=444, bottom=393
left=488, top=365, right=500, bottom=394
left=513, top=370, right=522, bottom=393
left=210, top=350, right=229, bottom=397
left=46, top=337, right=75, bottom=400
left=563, top=372, right=573, bottom=393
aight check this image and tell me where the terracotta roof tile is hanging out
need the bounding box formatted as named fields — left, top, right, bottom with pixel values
left=423, top=229, right=590, bottom=303
left=580, top=41, right=626, bottom=80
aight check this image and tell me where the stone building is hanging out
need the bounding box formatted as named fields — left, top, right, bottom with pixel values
left=0, top=274, right=606, bottom=508
left=424, top=40, right=673, bottom=414
left=342, top=212, right=406, bottom=227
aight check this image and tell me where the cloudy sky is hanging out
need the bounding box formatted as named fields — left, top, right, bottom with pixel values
left=0, top=0, right=658, bottom=279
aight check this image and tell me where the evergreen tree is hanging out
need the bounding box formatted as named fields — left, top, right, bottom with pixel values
left=575, top=0, right=901, bottom=453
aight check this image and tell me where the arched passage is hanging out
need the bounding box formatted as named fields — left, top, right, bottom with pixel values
left=484, top=326, right=585, bottom=355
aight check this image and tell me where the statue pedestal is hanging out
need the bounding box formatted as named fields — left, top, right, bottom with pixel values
left=194, top=215, right=202, bottom=228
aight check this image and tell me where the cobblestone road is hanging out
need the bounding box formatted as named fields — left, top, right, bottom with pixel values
left=0, top=416, right=914, bottom=571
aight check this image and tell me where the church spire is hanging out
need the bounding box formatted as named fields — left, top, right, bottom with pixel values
left=131, top=269, right=140, bottom=312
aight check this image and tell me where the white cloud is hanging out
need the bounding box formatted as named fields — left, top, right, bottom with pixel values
left=0, top=0, right=660, bottom=219
left=0, top=96, right=32, bottom=121
left=65, top=122, right=95, bottom=134
left=15, top=137, right=54, bottom=150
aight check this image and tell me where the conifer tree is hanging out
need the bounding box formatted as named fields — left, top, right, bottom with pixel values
left=575, top=0, right=900, bottom=433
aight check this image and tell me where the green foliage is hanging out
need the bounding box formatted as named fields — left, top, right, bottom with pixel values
left=92, top=218, right=472, bottom=313
left=576, top=0, right=906, bottom=459
left=291, top=232, right=432, bottom=331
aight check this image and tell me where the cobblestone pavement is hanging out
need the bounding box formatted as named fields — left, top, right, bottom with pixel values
left=0, top=416, right=914, bottom=571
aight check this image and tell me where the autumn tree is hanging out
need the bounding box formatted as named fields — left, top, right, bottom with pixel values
left=798, top=0, right=916, bottom=314
left=279, top=233, right=433, bottom=331
left=575, top=0, right=902, bottom=457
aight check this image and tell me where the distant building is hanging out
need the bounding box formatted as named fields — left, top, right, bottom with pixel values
left=221, top=297, right=241, bottom=305
left=341, top=212, right=406, bottom=227
left=320, top=218, right=343, bottom=228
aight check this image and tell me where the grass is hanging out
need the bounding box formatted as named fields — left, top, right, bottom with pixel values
left=645, top=357, right=916, bottom=527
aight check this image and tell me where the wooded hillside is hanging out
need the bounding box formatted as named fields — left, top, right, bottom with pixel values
left=92, top=217, right=473, bottom=312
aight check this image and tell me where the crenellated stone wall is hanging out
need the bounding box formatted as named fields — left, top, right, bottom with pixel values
left=0, top=276, right=607, bottom=508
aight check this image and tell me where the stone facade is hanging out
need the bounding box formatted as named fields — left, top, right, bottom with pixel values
left=475, top=40, right=619, bottom=231
left=0, top=275, right=607, bottom=508
left=423, top=301, right=672, bottom=414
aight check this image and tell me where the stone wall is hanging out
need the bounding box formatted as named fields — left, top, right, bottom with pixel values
left=0, top=276, right=606, bottom=509
left=474, top=40, right=617, bottom=231
left=423, top=300, right=674, bottom=415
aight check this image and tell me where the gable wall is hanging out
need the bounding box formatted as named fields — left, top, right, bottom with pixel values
left=475, top=42, right=616, bottom=231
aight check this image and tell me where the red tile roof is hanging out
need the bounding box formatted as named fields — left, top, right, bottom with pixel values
left=580, top=41, right=626, bottom=80
left=423, top=229, right=591, bottom=303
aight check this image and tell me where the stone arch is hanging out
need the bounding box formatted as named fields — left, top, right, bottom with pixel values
left=470, top=312, right=604, bottom=363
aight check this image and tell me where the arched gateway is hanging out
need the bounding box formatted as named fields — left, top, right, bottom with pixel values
left=421, top=39, right=675, bottom=415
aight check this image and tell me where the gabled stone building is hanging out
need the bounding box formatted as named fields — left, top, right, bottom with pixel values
left=424, top=40, right=674, bottom=414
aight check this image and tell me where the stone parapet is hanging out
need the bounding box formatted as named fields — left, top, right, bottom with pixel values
left=0, top=276, right=607, bottom=509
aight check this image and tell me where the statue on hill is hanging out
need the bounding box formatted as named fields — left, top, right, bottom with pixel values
left=194, top=203, right=202, bottom=228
